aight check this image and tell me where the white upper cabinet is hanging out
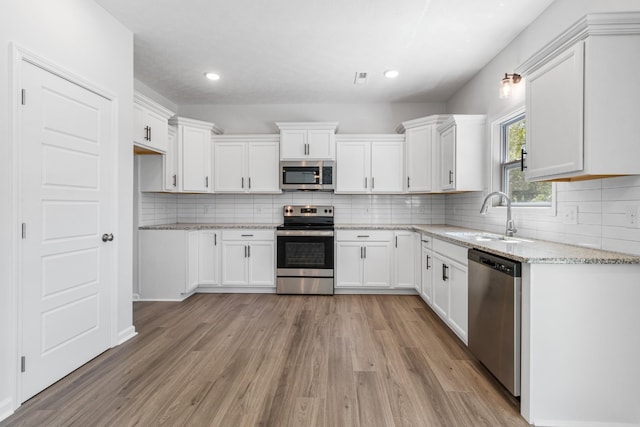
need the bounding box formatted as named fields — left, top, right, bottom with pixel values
left=276, top=122, right=338, bottom=160
left=213, top=135, right=280, bottom=193
left=133, top=92, right=174, bottom=154
left=398, top=115, right=448, bottom=193
left=170, top=116, right=223, bottom=193
left=335, top=135, right=404, bottom=194
left=436, top=115, right=485, bottom=192
left=520, top=12, right=640, bottom=181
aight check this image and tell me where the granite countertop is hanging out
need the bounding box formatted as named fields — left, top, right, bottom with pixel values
left=139, top=223, right=640, bottom=265
left=139, top=223, right=279, bottom=230
left=338, top=224, right=640, bottom=265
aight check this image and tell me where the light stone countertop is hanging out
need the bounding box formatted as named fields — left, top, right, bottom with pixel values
left=139, top=223, right=280, bottom=230
left=139, top=223, right=640, bottom=264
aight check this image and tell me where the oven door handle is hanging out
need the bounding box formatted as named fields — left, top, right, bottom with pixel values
left=276, top=230, right=334, bottom=237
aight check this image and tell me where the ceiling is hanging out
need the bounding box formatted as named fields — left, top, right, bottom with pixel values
left=95, top=0, right=555, bottom=105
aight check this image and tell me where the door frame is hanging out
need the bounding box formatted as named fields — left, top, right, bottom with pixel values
left=9, top=43, right=120, bottom=410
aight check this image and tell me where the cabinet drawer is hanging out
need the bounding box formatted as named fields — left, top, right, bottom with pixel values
left=222, top=229, right=274, bottom=241
left=420, top=234, right=433, bottom=249
left=336, top=230, right=393, bottom=242
left=433, top=238, right=468, bottom=265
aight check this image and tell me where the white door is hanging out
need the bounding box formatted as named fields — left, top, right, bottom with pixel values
left=362, top=242, right=391, bottom=287
left=406, top=127, right=434, bottom=192
left=439, top=126, right=456, bottom=190
left=336, top=142, right=370, bottom=193
left=335, top=242, right=363, bottom=287
left=214, top=142, right=245, bottom=192
left=247, top=142, right=279, bottom=192
left=20, top=61, right=113, bottom=402
left=181, top=126, right=211, bottom=192
left=371, top=141, right=404, bottom=193
left=393, top=232, right=415, bottom=289
left=247, top=241, right=275, bottom=286
left=221, top=241, right=248, bottom=285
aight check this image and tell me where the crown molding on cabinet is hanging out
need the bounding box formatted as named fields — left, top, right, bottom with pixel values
left=169, top=116, right=224, bottom=135
left=518, top=12, right=640, bottom=75
left=134, top=92, right=175, bottom=119
left=395, top=114, right=450, bottom=134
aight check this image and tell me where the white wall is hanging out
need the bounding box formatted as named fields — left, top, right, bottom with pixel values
left=178, top=102, right=445, bottom=134
left=0, top=0, right=133, bottom=418
left=445, top=0, right=640, bottom=256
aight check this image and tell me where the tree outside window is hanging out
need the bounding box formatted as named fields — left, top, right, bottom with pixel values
left=501, top=115, right=551, bottom=205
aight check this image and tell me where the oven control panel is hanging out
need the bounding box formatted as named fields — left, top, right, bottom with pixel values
left=283, top=205, right=333, bottom=217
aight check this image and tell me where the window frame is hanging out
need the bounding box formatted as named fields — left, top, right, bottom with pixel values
left=490, top=106, right=556, bottom=214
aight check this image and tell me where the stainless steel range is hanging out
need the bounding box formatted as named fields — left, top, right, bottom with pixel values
left=276, top=205, right=334, bottom=295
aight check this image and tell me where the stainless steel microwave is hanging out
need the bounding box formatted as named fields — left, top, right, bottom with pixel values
left=280, top=160, right=335, bottom=191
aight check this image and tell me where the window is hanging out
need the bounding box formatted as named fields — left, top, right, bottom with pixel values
left=501, top=114, right=551, bottom=206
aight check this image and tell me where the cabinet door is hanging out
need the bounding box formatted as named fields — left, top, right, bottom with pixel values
left=336, top=141, right=370, bottom=193
left=164, top=126, right=178, bottom=191
left=280, top=130, right=307, bottom=159
left=406, top=127, right=434, bottom=192
left=432, top=253, right=449, bottom=320
left=133, top=103, right=146, bottom=146
left=307, top=130, right=334, bottom=159
left=439, top=126, right=456, bottom=190
left=181, top=126, right=211, bottom=192
left=221, top=241, right=248, bottom=285
left=336, top=242, right=364, bottom=287
left=371, top=141, right=404, bottom=193
left=214, top=142, right=246, bottom=192
left=198, top=231, right=220, bottom=287
left=186, top=231, right=199, bottom=293
left=145, top=109, right=168, bottom=153
left=447, top=260, right=468, bottom=343
left=393, top=232, right=415, bottom=289
left=526, top=42, right=584, bottom=180
left=363, top=242, right=391, bottom=287
left=247, top=241, right=275, bottom=286
left=247, top=142, right=280, bottom=192
left=421, top=247, right=434, bottom=305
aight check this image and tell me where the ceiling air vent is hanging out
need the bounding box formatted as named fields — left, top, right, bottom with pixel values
left=354, top=72, right=368, bottom=85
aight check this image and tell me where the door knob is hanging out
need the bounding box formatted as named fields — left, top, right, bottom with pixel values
left=102, top=233, right=114, bottom=242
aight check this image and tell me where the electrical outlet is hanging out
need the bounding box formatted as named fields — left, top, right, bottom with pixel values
left=563, top=205, right=578, bottom=225
left=624, top=205, right=640, bottom=228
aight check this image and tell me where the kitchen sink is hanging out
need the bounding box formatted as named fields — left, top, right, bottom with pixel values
left=445, top=231, right=533, bottom=244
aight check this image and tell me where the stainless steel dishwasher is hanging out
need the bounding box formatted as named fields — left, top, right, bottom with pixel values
left=468, top=249, right=522, bottom=396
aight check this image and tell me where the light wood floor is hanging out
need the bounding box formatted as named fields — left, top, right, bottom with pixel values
left=2, top=294, right=529, bottom=426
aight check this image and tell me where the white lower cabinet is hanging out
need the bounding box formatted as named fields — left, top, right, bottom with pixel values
left=138, top=229, right=209, bottom=300
left=420, top=235, right=434, bottom=304
left=197, top=230, right=220, bottom=287
left=426, top=238, right=468, bottom=344
left=335, top=230, right=392, bottom=288
left=393, top=231, right=418, bottom=289
left=220, top=230, right=275, bottom=287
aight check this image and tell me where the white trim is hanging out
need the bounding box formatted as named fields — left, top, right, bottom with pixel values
left=117, top=327, right=138, bottom=346
left=488, top=106, right=557, bottom=216
left=9, top=42, right=121, bottom=410
left=0, top=397, right=14, bottom=423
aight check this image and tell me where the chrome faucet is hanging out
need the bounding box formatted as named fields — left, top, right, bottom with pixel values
left=480, top=191, right=517, bottom=237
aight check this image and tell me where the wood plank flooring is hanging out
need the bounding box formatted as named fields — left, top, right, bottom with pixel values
left=2, top=294, right=529, bottom=426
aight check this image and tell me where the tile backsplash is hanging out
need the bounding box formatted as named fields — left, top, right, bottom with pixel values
left=446, top=175, right=640, bottom=256
left=139, top=192, right=446, bottom=226
left=139, top=175, right=640, bottom=256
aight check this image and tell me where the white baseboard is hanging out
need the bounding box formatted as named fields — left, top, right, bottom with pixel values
left=0, top=397, right=15, bottom=423
left=117, top=326, right=137, bottom=345
left=334, top=288, right=419, bottom=295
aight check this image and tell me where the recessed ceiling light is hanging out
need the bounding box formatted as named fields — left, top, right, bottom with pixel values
left=384, top=70, right=399, bottom=79
left=205, top=72, right=220, bottom=81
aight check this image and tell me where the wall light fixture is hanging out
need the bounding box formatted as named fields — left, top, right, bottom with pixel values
left=499, top=73, right=522, bottom=99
